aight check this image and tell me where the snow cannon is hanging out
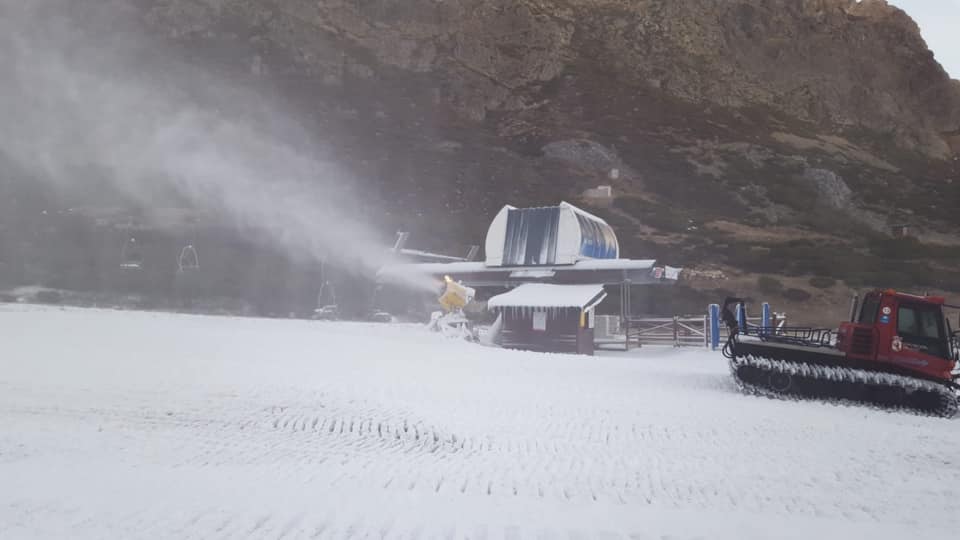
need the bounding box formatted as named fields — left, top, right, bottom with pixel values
left=438, top=275, right=475, bottom=313
left=428, top=276, right=478, bottom=341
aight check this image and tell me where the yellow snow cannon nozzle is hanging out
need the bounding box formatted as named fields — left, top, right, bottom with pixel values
left=438, top=275, right=475, bottom=312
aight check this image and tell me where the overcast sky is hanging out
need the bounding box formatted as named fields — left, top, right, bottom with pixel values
left=894, top=0, right=960, bottom=78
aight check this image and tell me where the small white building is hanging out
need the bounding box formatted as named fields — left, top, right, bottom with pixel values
left=488, top=283, right=607, bottom=355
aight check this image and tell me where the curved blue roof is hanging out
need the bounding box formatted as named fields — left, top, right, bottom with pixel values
left=486, top=202, right=620, bottom=266
left=574, top=211, right=618, bottom=260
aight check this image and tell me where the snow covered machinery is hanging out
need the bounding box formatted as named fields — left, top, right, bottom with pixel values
left=722, top=290, right=960, bottom=417
left=426, top=276, right=478, bottom=341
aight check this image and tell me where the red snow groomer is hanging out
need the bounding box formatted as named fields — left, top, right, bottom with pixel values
left=722, top=290, right=960, bottom=417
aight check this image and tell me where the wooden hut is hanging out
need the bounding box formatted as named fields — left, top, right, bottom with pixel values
left=488, top=284, right=606, bottom=355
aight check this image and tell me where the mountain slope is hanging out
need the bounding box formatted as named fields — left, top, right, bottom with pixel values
left=3, top=0, right=960, bottom=317
left=141, top=0, right=960, bottom=306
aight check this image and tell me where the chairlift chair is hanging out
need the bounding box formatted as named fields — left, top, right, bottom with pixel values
left=177, top=244, right=200, bottom=273
left=120, top=237, right=144, bottom=270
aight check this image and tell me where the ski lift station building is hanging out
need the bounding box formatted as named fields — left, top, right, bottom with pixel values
left=378, top=201, right=679, bottom=355
left=483, top=202, right=619, bottom=267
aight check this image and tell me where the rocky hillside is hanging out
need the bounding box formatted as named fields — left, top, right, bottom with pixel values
left=138, top=0, right=960, bottom=313
left=145, top=0, right=960, bottom=150
left=5, top=0, right=960, bottom=320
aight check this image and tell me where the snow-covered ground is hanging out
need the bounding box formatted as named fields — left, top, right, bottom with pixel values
left=2, top=305, right=959, bottom=539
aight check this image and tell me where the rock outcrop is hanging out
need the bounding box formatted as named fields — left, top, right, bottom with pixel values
left=143, top=0, right=960, bottom=157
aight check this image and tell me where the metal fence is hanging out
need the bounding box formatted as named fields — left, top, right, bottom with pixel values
left=626, top=316, right=709, bottom=347
left=595, top=311, right=786, bottom=349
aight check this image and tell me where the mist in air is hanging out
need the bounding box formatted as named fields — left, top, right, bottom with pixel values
left=0, top=0, right=435, bottom=293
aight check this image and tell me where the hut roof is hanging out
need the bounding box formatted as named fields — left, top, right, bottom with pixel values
left=488, top=284, right=606, bottom=310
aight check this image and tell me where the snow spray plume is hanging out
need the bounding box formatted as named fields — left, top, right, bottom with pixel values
left=0, top=0, right=439, bottom=294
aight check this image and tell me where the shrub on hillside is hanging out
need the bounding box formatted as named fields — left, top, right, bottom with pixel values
left=757, top=276, right=784, bottom=295
left=782, top=288, right=812, bottom=302
left=808, top=276, right=836, bottom=289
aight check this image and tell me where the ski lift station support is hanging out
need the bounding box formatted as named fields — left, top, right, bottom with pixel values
left=377, top=202, right=681, bottom=353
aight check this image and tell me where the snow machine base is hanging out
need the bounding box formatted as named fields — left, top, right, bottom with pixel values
left=426, top=310, right=478, bottom=342
left=728, top=338, right=959, bottom=418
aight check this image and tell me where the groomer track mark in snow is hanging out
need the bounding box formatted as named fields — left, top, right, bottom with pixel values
left=1, top=305, right=959, bottom=539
